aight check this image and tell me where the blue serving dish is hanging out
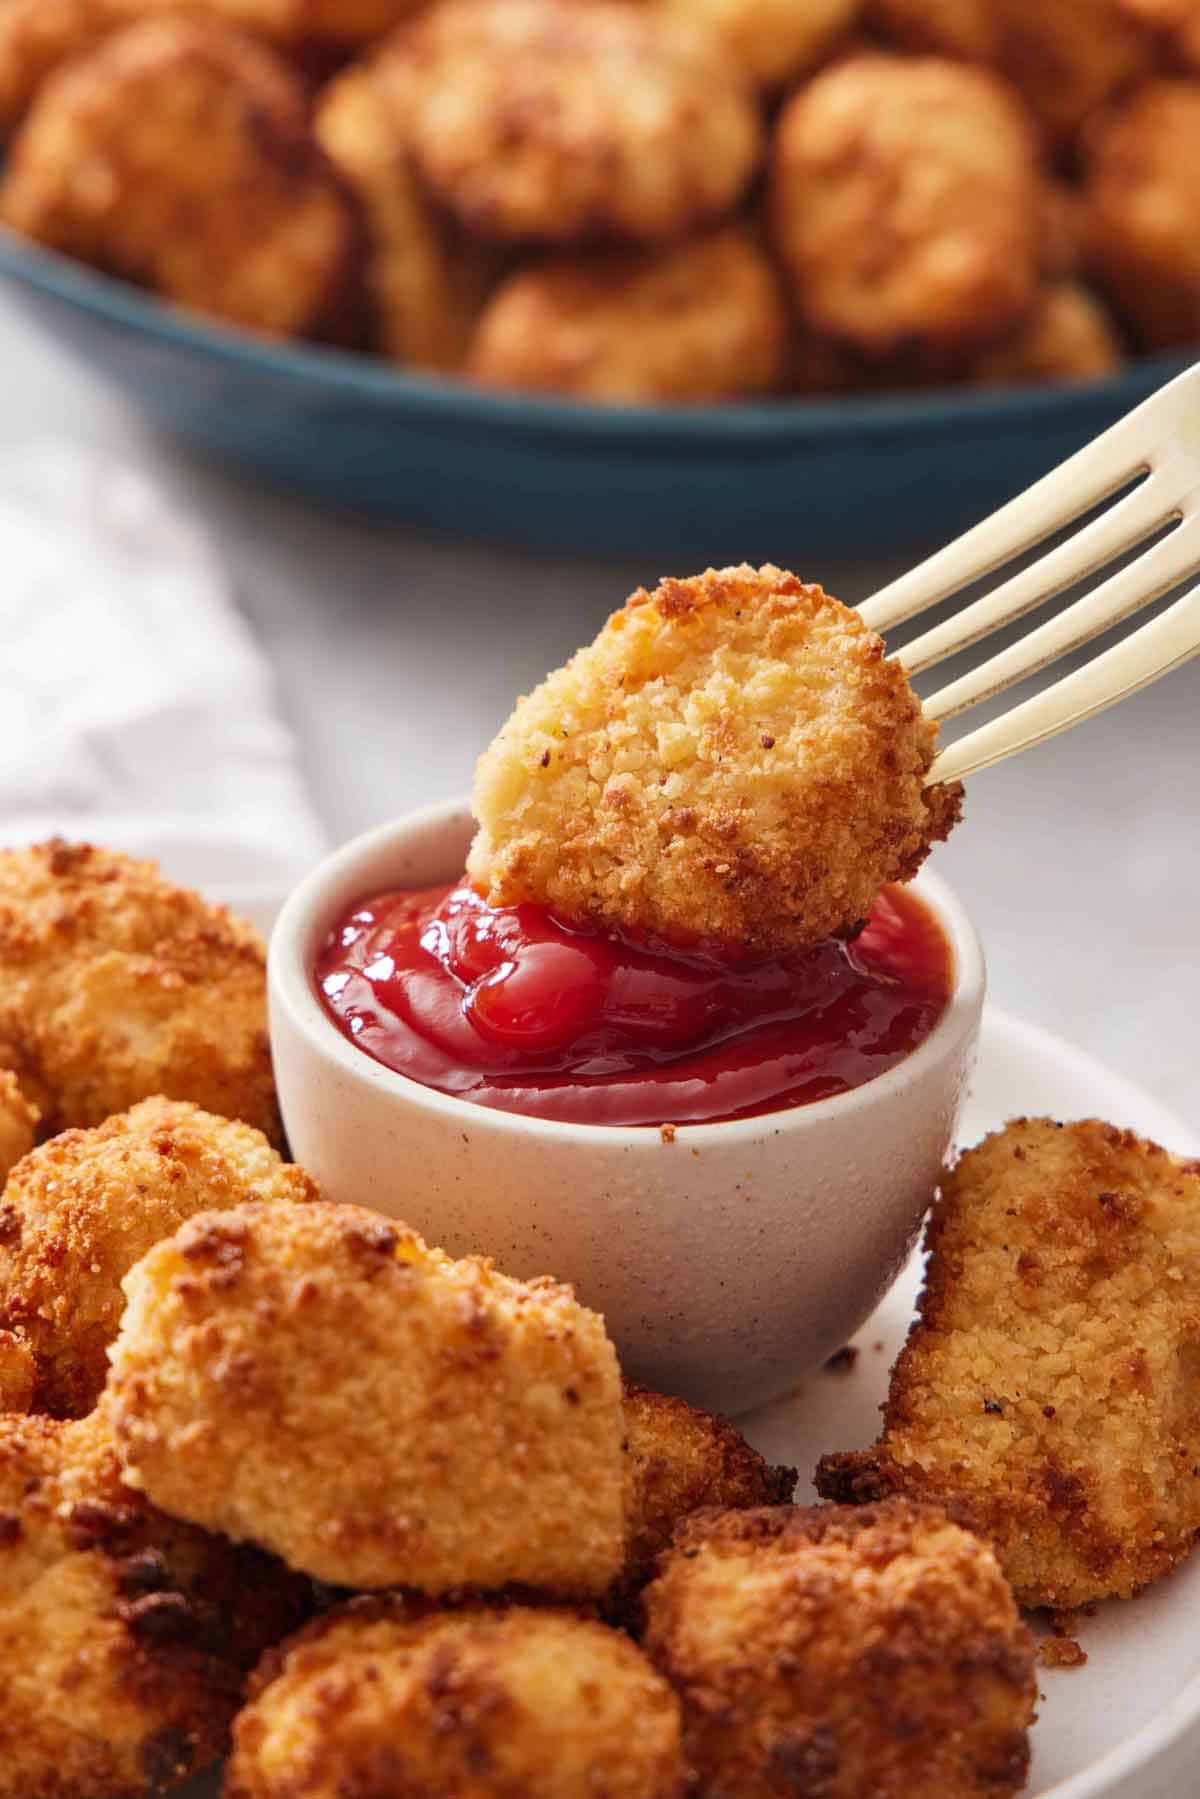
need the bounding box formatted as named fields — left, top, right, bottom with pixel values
left=1, top=224, right=1191, bottom=561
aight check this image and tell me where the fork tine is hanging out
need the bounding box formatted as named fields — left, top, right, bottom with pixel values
left=926, top=581, right=1200, bottom=785
left=923, top=510, right=1200, bottom=722
left=858, top=367, right=1200, bottom=636
left=897, top=473, right=1173, bottom=678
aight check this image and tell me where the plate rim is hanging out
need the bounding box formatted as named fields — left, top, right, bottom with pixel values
left=0, top=223, right=1192, bottom=450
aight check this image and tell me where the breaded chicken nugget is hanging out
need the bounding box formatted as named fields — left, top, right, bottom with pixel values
left=0, top=0, right=118, bottom=138
left=0, top=1329, right=33, bottom=1412
left=0, top=842, right=280, bottom=1144
left=1084, top=79, right=1200, bottom=347
left=152, top=0, right=425, bottom=45
left=0, top=1408, right=308, bottom=1799
left=468, top=565, right=962, bottom=952
left=398, top=0, right=762, bottom=245
left=655, top=0, right=860, bottom=88
left=109, top=1200, right=625, bottom=1593
left=620, top=1384, right=795, bottom=1595
left=643, top=1502, right=1037, bottom=1799
left=0, top=1098, right=315, bottom=1420
left=468, top=227, right=787, bottom=404
left=226, top=1599, right=688, bottom=1799
left=315, top=57, right=493, bottom=369
left=1, top=17, right=356, bottom=338
left=0, top=1069, right=35, bottom=1185
left=770, top=53, right=1039, bottom=357
left=967, top=283, right=1122, bottom=384
left=817, top=1119, right=1200, bottom=1610
left=992, top=0, right=1153, bottom=145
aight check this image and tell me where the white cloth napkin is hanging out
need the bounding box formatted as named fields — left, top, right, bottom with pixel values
left=0, top=443, right=326, bottom=900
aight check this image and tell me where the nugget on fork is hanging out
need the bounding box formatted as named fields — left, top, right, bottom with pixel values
left=817, top=1118, right=1200, bottom=1609
left=469, top=565, right=962, bottom=952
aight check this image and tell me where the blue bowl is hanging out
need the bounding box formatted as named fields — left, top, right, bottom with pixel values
left=0, top=224, right=1191, bottom=560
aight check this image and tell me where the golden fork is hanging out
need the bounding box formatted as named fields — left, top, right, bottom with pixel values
left=859, top=364, right=1200, bottom=786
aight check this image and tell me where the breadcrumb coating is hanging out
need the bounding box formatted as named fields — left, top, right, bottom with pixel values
left=619, top=1385, right=795, bottom=1600
left=0, top=1098, right=315, bottom=1420
left=226, top=1599, right=688, bottom=1799
left=967, top=282, right=1122, bottom=385
left=1, top=17, right=356, bottom=338
left=315, top=57, right=495, bottom=370
left=0, top=1330, right=33, bottom=1413
left=816, top=1119, right=1200, bottom=1610
left=468, top=227, right=787, bottom=403
left=468, top=565, right=961, bottom=952
left=398, top=0, right=762, bottom=245
left=1084, top=79, right=1200, bottom=348
left=770, top=53, right=1039, bottom=356
left=0, top=841, right=280, bottom=1144
left=0, top=1408, right=308, bottom=1799
left=0, top=1069, right=35, bottom=1185
left=108, top=1200, right=626, bottom=1594
left=654, top=0, right=860, bottom=88
left=642, top=1501, right=1036, bottom=1799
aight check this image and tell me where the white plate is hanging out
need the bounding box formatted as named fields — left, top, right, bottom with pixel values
left=209, top=888, right=1200, bottom=1799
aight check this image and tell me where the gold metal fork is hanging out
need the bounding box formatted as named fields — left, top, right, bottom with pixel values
left=859, top=364, right=1200, bottom=786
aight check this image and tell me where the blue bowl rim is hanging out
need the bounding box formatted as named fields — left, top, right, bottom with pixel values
left=0, top=220, right=1193, bottom=451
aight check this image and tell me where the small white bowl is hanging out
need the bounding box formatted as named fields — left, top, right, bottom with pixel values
left=269, top=799, right=985, bottom=1415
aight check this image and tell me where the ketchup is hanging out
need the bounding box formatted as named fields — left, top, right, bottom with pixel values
left=316, top=880, right=952, bottom=1129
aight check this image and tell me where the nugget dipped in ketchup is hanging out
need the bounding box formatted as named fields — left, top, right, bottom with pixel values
left=468, top=564, right=962, bottom=952
left=318, top=566, right=964, bottom=1130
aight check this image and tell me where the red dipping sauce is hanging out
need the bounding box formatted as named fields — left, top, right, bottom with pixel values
left=315, top=880, right=953, bottom=1129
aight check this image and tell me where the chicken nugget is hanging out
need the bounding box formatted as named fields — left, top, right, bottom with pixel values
left=643, top=1501, right=1037, bottom=1799
left=1083, top=79, right=1200, bottom=348
left=992, top=0, right=1153, bottom=146
left=0, top=841, right=280, bottom=1144
left=108, top=1199, right=625, bottom=1593
left=655, top=0, right=859, bottom=88
left=157, top=0, right=424, bottom=46
left=1, top=17, right=356, bottom=338
left=0, top=1069, right=35, bottom=1185
left=0, top=1330, right=33, bottom=1413
left=0, top=1098, right=315, bottom=1420
left=967, top=282, right=1122, bottom=384
left=0, top=1407, right=308, bottom=1799
left=620, top=1384, right=795, bottom=1596
left=315, top=56, right=494, bottom=369
left=226, top=1599, right=687, bottom=1799
left=398, top=0, right=762, bottom=245
left=0, top=0, right=119, bottom=139
left=468, top=227, right=787, bottom=404
left=468, top=564, right=962, bottom=952
left=817, top=1119, right=1200, bottom=1609
left=770, top=53, right=1039, bottom=357
left=866, top=0, right=998, bottom=58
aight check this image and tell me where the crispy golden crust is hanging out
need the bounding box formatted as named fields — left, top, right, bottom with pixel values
left=468, top=565, right=961, bottom=952
left=0, top=1099, right=316, bottom=1421
left=769, top=52, right=1039, bottom=357
left=108, top=1200, right=626, bottom=1594
left=226, top=1599, right=688, bottom=1799
left=1083, top=79, right=1200, bottom=348
left=0, top=841, right=280, bottom=1144
left=468, top=227, right=787, bottom=403
left=967, top=282, right=1123, bottom=385
left=0, top=1330, right=33, bottom=1413
left=619, top=1385, right=795, bottom=1598
left=655, top=0, right=860, bottom=88
left=642, top=1501, right=1037, bottom=1799
left=0, top=1408, right=308, bottom=1799
left=0, top=1069, right=36, bottom=1186
left=315, top=57, right=496, bottom=369
left=398, top=0, right=762, bottom=245
left=816, top=1119, right=1200, bottom=1610
left=1, top=17, right=356, bottom=338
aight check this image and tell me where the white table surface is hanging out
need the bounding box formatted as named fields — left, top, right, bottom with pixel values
left=2, top=289, right=1195, bottom=1126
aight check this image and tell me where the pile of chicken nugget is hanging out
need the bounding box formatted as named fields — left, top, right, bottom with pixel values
left=1, top=0, right=1199, bottom=404
left=1, top=835, right=1198, bottom=1799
